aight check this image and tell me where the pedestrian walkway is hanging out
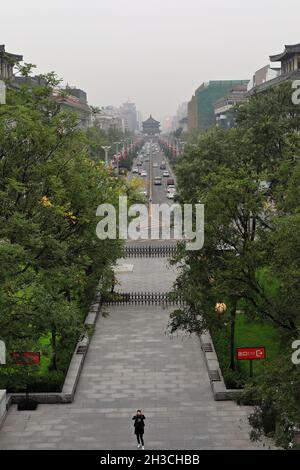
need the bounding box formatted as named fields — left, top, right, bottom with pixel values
left=0, top=257, right=265, bottom=450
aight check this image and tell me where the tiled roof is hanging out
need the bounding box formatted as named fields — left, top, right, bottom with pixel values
left=142, top=115, right=160, bottom=125
left=270, top=43, right=300, bottom=62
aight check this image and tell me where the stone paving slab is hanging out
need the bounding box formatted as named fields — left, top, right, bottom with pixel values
left=115, top=257, right=177, bottom=292
left=0, top=302, right=266, bottom=450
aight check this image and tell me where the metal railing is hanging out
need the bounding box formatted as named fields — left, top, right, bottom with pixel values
left=124, top=244, right=177, bottom=258
left=103, top=291, right=185, bottom=306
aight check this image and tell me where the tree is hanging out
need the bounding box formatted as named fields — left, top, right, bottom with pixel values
left=171, top=85, right=300, bottom=369
left=0, top=66, right=131, bottom=390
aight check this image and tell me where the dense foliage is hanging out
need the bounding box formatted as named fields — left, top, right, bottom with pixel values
left=170, top=82, right=300, bottom=448
left=0, top=68, right=139, bottom=391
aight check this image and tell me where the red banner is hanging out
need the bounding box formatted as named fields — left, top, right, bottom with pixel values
left=11, top=352, right=41, bottom=364
left=236, top=347, right=266, bottom=361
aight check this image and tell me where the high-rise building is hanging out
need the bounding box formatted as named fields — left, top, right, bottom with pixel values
left=120, top=101, right=138, bottom=132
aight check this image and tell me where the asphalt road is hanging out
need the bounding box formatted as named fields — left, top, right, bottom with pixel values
left=130, top=141, right=177, bottom=241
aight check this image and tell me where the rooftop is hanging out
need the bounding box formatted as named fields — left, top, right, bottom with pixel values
left=0, top=44, right=23, bottom=62
left=142, top=115, right=160, bottom=125
left=270, top=43, right=300, bottom=62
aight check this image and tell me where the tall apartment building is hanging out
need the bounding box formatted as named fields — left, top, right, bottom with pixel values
left=120, top=101, right=138, bottom=132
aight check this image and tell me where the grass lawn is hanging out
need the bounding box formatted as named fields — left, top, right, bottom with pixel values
left=235, top=312, right=281, bottom=377
left=38, top=334, right=52, bottom=375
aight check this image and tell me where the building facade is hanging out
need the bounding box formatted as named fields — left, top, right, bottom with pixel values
left=249, top=43, right=300, bottom=94
left=0, top=45, right=23, bottom=81
left=53, top=88, right=92, bottom=130
left=247, top=64, right=280, bottom=92
left=194, top=80, right=249, bottom=132
left=120, top=101, right=138, bottom=133
left=214, top=84, right=248, bottom=129
left=187, top=94, right=197, bottom=132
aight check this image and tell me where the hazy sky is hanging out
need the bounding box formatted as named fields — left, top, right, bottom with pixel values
left=2, top=0, right=300, bottom=121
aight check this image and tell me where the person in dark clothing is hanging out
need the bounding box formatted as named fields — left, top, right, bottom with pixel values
left=132, top=409, right=146, bottom=449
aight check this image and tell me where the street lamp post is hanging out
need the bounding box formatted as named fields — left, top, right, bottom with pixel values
left=101, top=146, right=111, bottom=166
left=114, top=141, right=121, bottom=176
left=180, top=140, right=187, bottom=156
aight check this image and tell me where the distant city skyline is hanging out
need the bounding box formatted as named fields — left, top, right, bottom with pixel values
left=2, top=0, right=300, bottom=122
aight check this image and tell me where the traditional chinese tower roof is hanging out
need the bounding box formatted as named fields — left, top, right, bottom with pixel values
left=0, top=45, right=23, bottom=81
left=142, top=115, right=160, bottom=135
left=270, top=43, right=300, bottom=62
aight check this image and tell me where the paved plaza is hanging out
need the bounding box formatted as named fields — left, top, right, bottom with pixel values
left=0, top=258, right=265, bottom=450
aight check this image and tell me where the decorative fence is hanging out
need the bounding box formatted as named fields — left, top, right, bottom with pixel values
left=124, top=244, right=177, bottom=258
left=103, top=291, right=185, bottom=306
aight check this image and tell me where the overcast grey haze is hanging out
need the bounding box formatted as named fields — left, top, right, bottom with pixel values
left=2, top=0, right=300, bottom=122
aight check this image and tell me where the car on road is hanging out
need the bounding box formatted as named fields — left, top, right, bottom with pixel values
left=167, top=191, right=175, bottom=199
left=154, top=176, right=162, bottom=185
left=141, top=170, right=147, bottom=177
left=160, top=161, right=166, bottom=170
left=166, top=178, right=175, bottom=186
left=153, top=162, right=158, bottom=168
left=163, top=171, right=170, bottom=177
left=132, top=167, right=139, bottom=174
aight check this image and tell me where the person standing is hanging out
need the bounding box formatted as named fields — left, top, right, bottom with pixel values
left=132, top=409, right=146, bottom=449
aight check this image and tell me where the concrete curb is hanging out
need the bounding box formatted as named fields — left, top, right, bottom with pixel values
left=198, top=331, right=241, bottom=401
left=0, top=390, right=7, bottom=428
left=0, top=291, right=102, bottom=428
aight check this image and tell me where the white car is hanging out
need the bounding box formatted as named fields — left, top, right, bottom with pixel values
left=153, top=163, right=158, bottom=168
left=167, top=191, right=175, bottom=199
left=132, top=167, right=139, bottom=174
left=141, top=170, right=147, bottom=177
left=167, top=185, right=175, bottom=193
left=163, top=171, right=170, bottom=177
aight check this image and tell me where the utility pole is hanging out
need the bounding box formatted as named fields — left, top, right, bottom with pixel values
left=101, top=146, right=111, bottom=166
left=114, top=141, right=121, bottom=176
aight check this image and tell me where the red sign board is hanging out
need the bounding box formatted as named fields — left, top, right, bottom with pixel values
left=236, top=347, right=266, bottom=361
left=11, top=352, right=41, bottom=364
